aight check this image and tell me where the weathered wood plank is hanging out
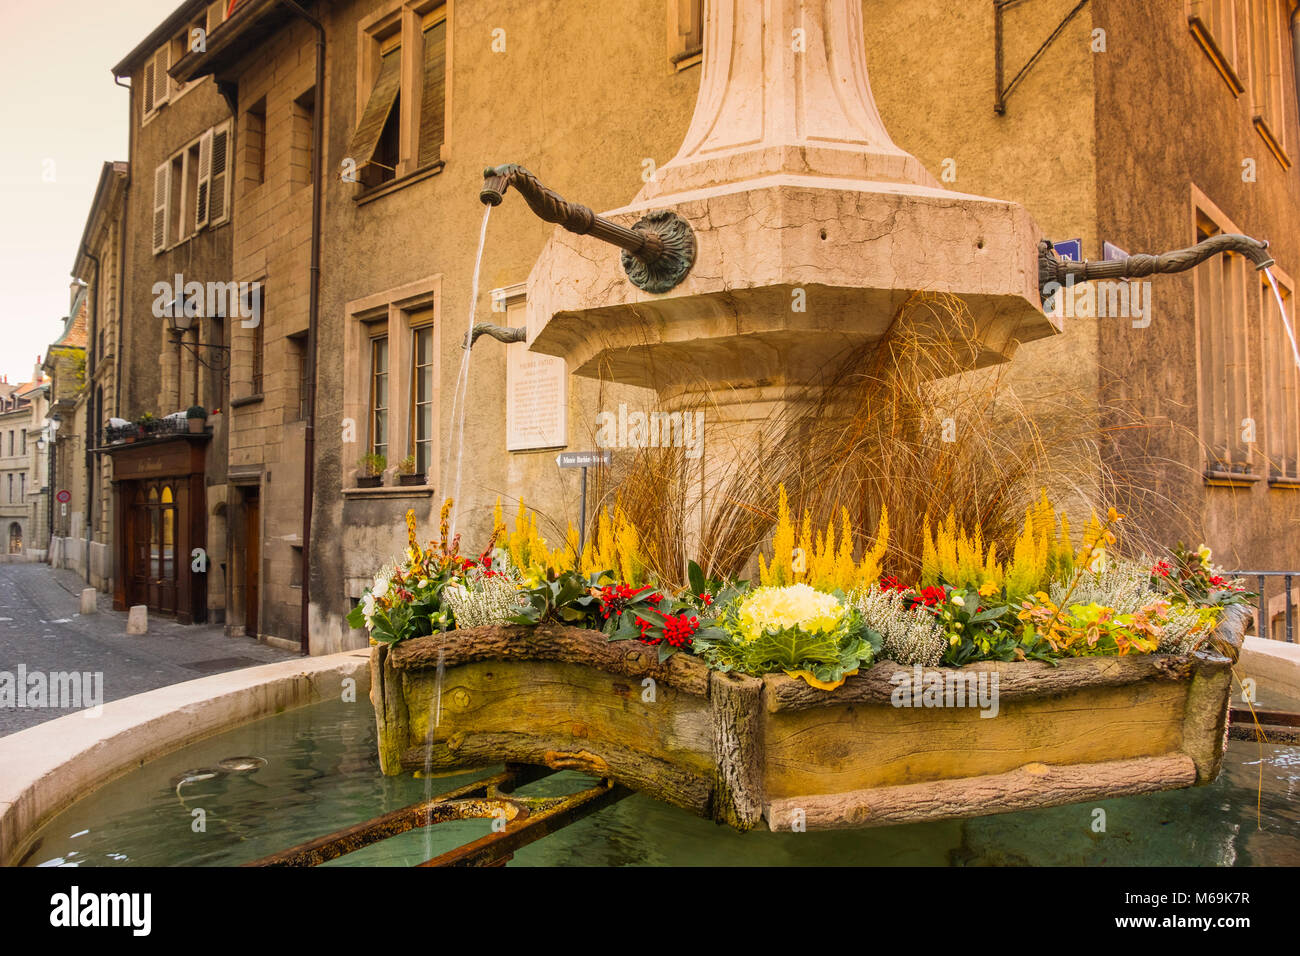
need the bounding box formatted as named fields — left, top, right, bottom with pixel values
left=765, top=753, right=1199, bottom=830
left=403, top=731, right=713, bottom=815
left=709, top=670, right=765, bottom=830
left=388, top=623, right=711, bottom=696
left=762, top=654, right=1196, bottom=713
left=761, top=681, right=1188, bottom=799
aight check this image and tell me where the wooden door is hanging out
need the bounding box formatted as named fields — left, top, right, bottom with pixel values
left=244, top=489, right=260, bottom=636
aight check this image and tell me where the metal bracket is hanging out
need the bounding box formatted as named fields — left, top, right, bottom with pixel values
left=994, top=0, right=1091, bottom=115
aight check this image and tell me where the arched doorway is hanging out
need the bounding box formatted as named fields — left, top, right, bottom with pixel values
left=7, top=523, right=20, bottom=554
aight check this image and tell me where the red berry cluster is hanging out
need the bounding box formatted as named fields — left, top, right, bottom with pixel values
left=638, top=612, right=700, bottom=649
left=1152, top=560, right=1173, bottom=578
left=598, top=582, right=658, bottom=620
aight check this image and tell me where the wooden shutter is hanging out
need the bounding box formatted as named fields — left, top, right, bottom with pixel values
left=208, top=125, right=230, bottom=223
left=153, top=45, right=171, bottom=109
left=143, top=60, right=156, bottom=113
left=195, top=129, right=214, bottom=230
left=206, top=1, right=224, bottom=35
left=418, top=20, right=446, bottom=168
left=152, top=161, right=170, bottom=253
left=348, top=49, right=402, bottom=167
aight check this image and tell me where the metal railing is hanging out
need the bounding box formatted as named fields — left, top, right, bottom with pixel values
left=1232, top=571, right=1297, bottom=642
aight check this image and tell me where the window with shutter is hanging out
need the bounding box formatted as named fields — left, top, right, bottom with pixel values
left=153, top=45, right=171, bottom=110
left=143, top=59, right=156, bottom=114
left=417, top=17, right=446, bottom=168
left=1247, top=0, right=1291, bottom=167
left=206, top=1, right=225, bottom=36
left=208, top=124, right=231, bottom=224
left=349, top=48, right=402, bottom=180
left=195, top=129, right=214, bottom=230
left=152, top=161, right=170, bottom=254
left=668, top=0, right=704, bottom=67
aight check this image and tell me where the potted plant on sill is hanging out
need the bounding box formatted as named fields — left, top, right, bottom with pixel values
left=397, top=454, right=426, bottom=487
left=186, top=405, right=208, bottom=434
left=136, top=412, right=157, bottom=438
left=357, top=452, right=386, bottom=488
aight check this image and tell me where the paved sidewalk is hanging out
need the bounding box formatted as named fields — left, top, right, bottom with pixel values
left=0, top=562, right=297, bottom=736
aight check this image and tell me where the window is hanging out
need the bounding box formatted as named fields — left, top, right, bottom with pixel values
left=288, top=332, right=309, bottom=422
left=1194, top=202, right=1254, bottom=473
left=251, top=305, right=265, bottom=396
left=244, top=97, right=267, bottom=189
left=18, top=473, right=24, bottom=500
left=1246, top=0, right=1291, bottom=166
left=292, top=87, right=316, bottom=189
left=668, top=0, right=704, bottom=69
left=1188, top=0, right=1244, bottom=94
left=20, top=429, right=26, bottom=454
left=1261, top=272, right=1299, bottom=479
left=152, top=122, right=231, bottom=253
left=142, top=43, right=170, bottom=117
left=350, top=3, right=448, bottom=189
left=410, top=312, right=435, bottom=475
left=370, top=335, right=389, bottom=461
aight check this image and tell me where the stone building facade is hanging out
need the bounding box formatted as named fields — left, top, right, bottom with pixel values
left=0, top=374, right=49, bottom=561
left=151, top=0, right=1300, bottom=652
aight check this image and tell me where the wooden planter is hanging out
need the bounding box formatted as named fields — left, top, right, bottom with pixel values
left=370, top=605, right=1249, bottom=831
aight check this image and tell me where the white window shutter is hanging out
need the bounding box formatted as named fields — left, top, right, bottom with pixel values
left=153, top=46, right=170, bottom=109
left=143, top=60, right=156, bottom=114
left=208, top=124, right=230, bottom=223
left=195, top=129, right=214, bottom=230
left=152, top=161, right=170, bottom=254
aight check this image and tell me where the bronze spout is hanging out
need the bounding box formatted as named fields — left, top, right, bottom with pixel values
left=1039, top=233, right=1274, bottom=302
left=479, top=164, right=695, bottom=294
left=464, top=322, right=527, bottom=349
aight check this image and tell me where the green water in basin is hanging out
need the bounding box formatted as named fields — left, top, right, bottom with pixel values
left=20, top=696, right=1300, bottom=867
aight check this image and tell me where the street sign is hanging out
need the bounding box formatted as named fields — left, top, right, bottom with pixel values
left=555, top=450, right=612, bottom=469
left=1053, top=239, right=1083, bottom=262
left=56, top=490, right=71, bottom=503
left=1102, top=241, right=1128, bottom=261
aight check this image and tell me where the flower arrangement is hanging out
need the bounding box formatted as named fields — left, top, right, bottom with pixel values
left=693, top=584, right=880, bottom=689
left=348, top=493, right=1248, bottom=690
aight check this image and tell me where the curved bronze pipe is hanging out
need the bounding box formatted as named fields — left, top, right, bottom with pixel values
left=1039, top=234, right=1274, bottom=301
left=481, top=164, right=696, bottom=294
left=464, top=322, right=527, bottom=349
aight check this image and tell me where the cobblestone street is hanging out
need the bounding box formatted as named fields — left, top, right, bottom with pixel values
left=0, top=562, right=296, bottom=736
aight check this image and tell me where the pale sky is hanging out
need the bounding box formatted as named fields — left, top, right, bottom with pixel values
left=0, top=0, right=182, bottom=386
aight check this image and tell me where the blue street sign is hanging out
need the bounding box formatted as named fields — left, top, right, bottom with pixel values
left=1053, top=239, right=1083, bottom=262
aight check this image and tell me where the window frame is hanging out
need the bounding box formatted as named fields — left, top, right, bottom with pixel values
left=667, top=0, right=704, bottom=70
left=352, top=0, right=451, bottom=197
left=1259, top=266, right=1300, bottom=483
left=1191, top=187, right=1259, bottom=481
left=1187, top=0, right=1246, bottom=95
left=1245, top=0, right=1293, bottom=168
left=344, top=276, right=442, bottom=490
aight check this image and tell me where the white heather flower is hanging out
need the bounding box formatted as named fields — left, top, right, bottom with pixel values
left=852, top=585, right=945, bottom=667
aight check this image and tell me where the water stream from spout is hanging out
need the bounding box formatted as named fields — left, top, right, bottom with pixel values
left=1264, top=267, right=1300, bottom=370
left=442, top=205, right=493, bottom=542
left=422, top=647, right=446, bottom=860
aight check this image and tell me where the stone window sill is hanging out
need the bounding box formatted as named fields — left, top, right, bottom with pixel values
left=342, top=484, right=435, bottom=500
left=231, top=394, right=264, bottom=408
left=1267, top=476, right=1300, bottom=489
left=1204, top=469, right=1262, bottom=488
left=354, top=161, right=445, bottom=206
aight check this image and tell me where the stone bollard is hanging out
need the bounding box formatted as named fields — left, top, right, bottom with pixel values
left=80, top=588, right=97, bottom=615
left=127, top=605, right=148, bottom=635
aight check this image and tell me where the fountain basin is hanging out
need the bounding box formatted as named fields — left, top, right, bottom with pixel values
left=371, top=605, right=1249, bottom=832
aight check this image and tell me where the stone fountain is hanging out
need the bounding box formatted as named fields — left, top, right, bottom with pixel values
left=482, top=0, right=1059, bottom=547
